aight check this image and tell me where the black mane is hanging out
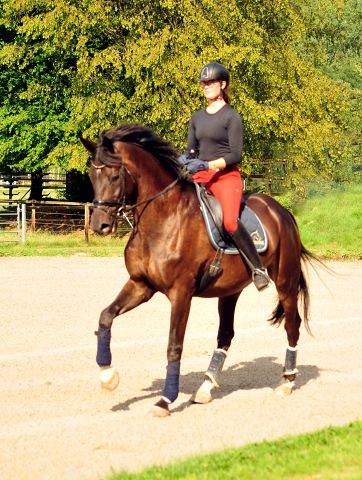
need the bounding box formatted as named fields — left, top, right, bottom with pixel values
left=94, top=123, right=183, bottom=180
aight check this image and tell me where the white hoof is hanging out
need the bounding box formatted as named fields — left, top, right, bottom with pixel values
left=275, top=377, right=294, bottom=396
left=100, top=367, right=119, bottom=392
left=190, top=379, right=214, bottom=404
left=148, top=405, right=171, bottom=418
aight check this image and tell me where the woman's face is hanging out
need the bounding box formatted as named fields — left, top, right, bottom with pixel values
left=201, top=79, right=227, bottom=100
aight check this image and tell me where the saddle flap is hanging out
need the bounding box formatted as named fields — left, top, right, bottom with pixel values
left=194, top=182, right=268, bottom=254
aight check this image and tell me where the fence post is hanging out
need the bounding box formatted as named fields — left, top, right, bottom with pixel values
left=17, top=204, right=20, bottom=242
left=22, top=203, right=26, bottom=243
left=85, top=204, right=90, bottom=243
left=31, top=207, right=36, bottom=233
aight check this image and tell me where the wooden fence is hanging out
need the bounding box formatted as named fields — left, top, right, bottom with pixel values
left=0, top=171, right=66, bottom=200
left=0, top=200, right=133, bottom=243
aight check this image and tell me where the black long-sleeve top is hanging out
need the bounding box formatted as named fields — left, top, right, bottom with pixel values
left=185, top=104, right=244, bottom=166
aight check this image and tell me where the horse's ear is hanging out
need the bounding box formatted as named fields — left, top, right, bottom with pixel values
left=102, top=136, right=114, bottom=153
left=80, top=138, right=97, bottom=153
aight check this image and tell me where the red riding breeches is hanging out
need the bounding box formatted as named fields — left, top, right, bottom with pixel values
left=192, top=165, right=243, bottom=232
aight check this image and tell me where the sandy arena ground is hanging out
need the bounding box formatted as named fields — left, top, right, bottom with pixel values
left=1, top=257, right=362, bottom=480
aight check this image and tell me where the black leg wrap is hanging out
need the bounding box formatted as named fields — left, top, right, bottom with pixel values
left=95, top=327, right=112, bottom=367
left=205, top=349, right=227, bottom=387
left=162, top=361, right=180, bottom=403
left=282, top=346, right=298, bottom=377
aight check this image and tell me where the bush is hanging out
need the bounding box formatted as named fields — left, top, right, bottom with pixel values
left=275, top=194, right=294, bottom=211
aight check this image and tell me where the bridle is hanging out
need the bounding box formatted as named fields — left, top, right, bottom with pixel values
left=91, top=154, right=179, bottom=217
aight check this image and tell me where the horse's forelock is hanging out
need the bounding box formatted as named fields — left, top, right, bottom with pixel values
left=93, top=144, right=122, bottom=168
left=90, top=129, right=121, bottom=167
left=100, top=123, right=182, bottom=179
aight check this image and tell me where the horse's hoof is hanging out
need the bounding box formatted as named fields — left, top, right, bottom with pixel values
left=190, top=390, right=212, bottom=404
left=100, top=369, right=119, bottom=392
left=190, top=379, right=214, bottom=404
left=148, top=405, right=171, bottom=418
left=275, top=378, right=294, bottom=396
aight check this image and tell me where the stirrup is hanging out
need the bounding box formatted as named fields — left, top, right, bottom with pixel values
left=252, top=269, right=271, bottom=292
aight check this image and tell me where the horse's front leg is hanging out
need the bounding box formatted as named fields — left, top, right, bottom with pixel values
left=148, top=289, right=192, bottom=418
left=191, top=293, right=240, bottom=404
left=96, top=278, right=155, bottom=391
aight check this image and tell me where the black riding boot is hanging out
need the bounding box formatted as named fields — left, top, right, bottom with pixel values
left=228, top=218, right=271, bottom=292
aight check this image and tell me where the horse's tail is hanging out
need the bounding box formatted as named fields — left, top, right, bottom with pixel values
left=268, top=250, right=312, bottom=335
left=268, top=211, right=321, bottom=336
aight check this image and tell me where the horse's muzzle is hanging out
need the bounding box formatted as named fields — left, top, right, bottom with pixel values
left=90, top=209, right=117, bottom=235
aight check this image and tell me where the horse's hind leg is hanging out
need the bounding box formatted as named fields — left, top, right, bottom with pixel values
left=96, top=278, right=155, bottom=391
left=191, top=292, right=240, bottom=404
left=274, top=284, right=302, bottom=396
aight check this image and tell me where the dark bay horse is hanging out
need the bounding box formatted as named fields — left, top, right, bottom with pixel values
left=81, top=123, right=314, bottom=418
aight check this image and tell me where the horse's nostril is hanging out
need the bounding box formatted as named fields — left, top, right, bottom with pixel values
left=101, top=224, right=111, bottom=234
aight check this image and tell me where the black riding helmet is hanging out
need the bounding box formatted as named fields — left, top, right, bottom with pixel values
left=197, top=62, right=230, bottom=85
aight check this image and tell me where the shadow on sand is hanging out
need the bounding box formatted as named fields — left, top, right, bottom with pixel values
left=111, top=356, right=320, bottom=413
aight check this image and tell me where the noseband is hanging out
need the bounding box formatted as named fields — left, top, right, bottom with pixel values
left=92, top=159, right=179, bottom=217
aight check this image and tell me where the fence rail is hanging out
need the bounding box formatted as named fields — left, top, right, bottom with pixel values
left=0, top=171, right=66, bottom=200
left=0, top=200, right=133, bottom=243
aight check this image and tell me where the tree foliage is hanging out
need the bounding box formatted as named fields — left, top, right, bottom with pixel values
left=312, top=0, right=362, bottom=180
left=0, top=0, right=358, bottom=194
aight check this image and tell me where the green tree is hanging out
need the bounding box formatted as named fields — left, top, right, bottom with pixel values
left=0, top=0, right=354, bottom=196
left=313, top=0, right=362, bottom=181
left=0, top=2, right=73, bottom=175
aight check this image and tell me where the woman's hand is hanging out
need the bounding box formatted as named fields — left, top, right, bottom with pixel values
left=185, top=159, right=209, bottom=173
left=177, top=153, right=188, bottom=165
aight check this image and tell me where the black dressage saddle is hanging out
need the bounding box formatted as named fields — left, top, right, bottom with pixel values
left=194, top=182, right=268, bottom=254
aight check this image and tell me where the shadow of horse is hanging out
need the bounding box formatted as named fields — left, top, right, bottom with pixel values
left=111, top=357, right=320, bottom=413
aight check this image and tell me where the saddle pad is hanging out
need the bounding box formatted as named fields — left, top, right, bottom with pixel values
left=195, top=183, right=268, bottom=254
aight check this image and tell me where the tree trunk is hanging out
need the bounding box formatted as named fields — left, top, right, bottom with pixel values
left=29, top=171, right=43, bottom=201
left=66, top=169, right=94, bottom=202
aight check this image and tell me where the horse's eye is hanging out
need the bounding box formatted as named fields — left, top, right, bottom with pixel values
left=110, top=175, right=119, bottom=183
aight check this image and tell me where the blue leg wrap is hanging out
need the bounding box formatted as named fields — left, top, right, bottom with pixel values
left=162, top=361, right=180, bottom=403
left=96, top=327, right=112, bottom=367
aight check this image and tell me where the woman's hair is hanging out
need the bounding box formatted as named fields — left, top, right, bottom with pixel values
left=221, top=84, right=231, bottom=104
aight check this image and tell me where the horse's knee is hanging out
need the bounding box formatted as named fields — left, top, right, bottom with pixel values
left=99, top=306, right=115, bottom=329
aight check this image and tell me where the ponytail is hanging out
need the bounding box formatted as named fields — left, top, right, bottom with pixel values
left=219, top=81, right=231, bottom=104
left=222, top=87, right=231, bottom=104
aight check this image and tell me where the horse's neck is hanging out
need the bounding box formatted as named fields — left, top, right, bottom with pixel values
left=131, top=149, right=179, bottom=206
left=136, top=165, right=174, bottom=200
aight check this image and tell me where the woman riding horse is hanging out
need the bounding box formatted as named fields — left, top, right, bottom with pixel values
left=81, top=76, right=314, bottom=417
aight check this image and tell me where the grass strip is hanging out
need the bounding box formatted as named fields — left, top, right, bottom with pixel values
left=0, top=232, right=126, bottom=257
left=0, top=185, right=361, bottom=259
left=294, top=184, right=362, bottom=260
left=105, top=421, right=362, bottom=480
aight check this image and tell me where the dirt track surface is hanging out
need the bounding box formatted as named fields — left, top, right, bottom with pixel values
left=1, top=257, right=362, bottom=480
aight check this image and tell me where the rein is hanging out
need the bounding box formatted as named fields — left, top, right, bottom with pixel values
left=92, top=160, right=180, bottom=217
